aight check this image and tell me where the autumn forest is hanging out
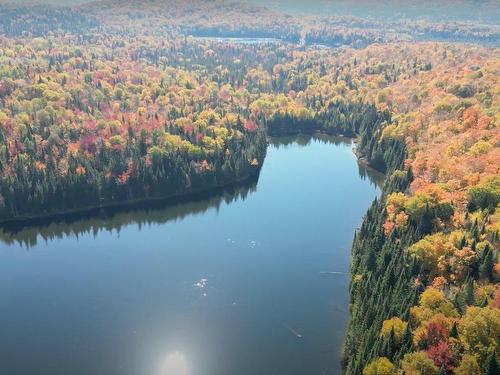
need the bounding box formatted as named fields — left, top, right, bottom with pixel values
left=0, top=1, right=498, bottom=374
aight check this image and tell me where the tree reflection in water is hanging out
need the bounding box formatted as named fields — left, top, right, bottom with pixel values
left=0, top=135, right=384, bottom=249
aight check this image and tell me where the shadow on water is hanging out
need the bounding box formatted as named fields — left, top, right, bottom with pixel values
left=0, top=181, right=258, bottom=249
left=0, top=134, right=384, bottom=249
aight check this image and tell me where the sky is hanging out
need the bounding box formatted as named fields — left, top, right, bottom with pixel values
left=4, top=0, right=500, bottom=23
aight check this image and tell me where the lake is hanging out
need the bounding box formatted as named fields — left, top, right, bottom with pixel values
left=190, top=37, right=282, bottom=45
left=0, top=135, right=382, bottom=375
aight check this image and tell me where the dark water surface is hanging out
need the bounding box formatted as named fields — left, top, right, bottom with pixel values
left=0, top=136, right=382, bottom=375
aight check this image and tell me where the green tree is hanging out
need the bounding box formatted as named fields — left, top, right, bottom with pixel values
left=479, top=245, right=494, bottom=280
left=449, top=321, right=459, bottom=338
left=362, top=357, right=396, bottom=375
left=459, top=306, right=500, bottom=363
left=467, top=176, right=500, bottom=211
left=484, top=350, right=498, bottom=375
left=455, top=354, right=481, bottom=375
left=401, top=351, right=439, bottom=375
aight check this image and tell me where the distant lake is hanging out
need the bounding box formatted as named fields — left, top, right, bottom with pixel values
left=0, top=135, right=383, bottom=375
left=190, top=36, right=282, bottom=44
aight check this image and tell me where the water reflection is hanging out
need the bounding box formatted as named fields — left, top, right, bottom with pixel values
left=0, top=134, right=384, bottom=375
left=190, top=36, right=282, bottom=45
left=268, top=133, right=350, bottom=148
left=269, top=134, right=385, bottom=188
left=159, top=351, right=190, bottom=375
left=0, top=135, right=383, bottom=249
left=0, top=182, right=257, bottom=248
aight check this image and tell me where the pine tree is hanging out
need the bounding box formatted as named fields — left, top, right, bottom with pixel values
left=479, top=245, right=494, bottom=281
left=485, top=350, right=498, bottom=375
left=449, top=322, right=458, bottom=339
left=401, top=324, right=413, bottom=352
left=365, top=247, right=377, bottom=272
left=470, top=219, right=479, bottom=239
left=417, top=204, right=434, bottom=235
left=382, top=327, right=397, bottom=359
left=464, top=277, right=475, bottom=306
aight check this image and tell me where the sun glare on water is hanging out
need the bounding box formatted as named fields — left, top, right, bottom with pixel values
left=159, top=351, right=190, bottom=375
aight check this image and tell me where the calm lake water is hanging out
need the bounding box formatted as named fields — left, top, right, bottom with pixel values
left=0, top=135, right=382, bottom=375
left=191, top=37, right=282, bottom=44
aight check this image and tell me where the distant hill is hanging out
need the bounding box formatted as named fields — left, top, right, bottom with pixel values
left=3, top=0, right=500, bottom=24
left=253, top=0, right=500, bottom=24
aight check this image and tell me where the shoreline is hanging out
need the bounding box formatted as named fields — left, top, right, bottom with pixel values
left=0, top=170, right=260, bottom=228
left=0, top=132, right=385, bottom=228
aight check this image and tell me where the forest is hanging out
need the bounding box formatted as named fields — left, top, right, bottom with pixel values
left=0, top=1, right=498, bottom=374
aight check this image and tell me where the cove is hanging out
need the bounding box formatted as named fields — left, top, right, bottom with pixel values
left=0, top=135, right=383, bottom=375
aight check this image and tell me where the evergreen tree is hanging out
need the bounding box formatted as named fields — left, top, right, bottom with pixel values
left=449, top=322, right=458, bottom=339
left=484, top=350, right=498, bottom=375
left=479, top=245, right=494, bottom=280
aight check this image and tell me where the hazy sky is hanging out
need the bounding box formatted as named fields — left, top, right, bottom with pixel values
left=4, top=0, right=499, bottom=23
